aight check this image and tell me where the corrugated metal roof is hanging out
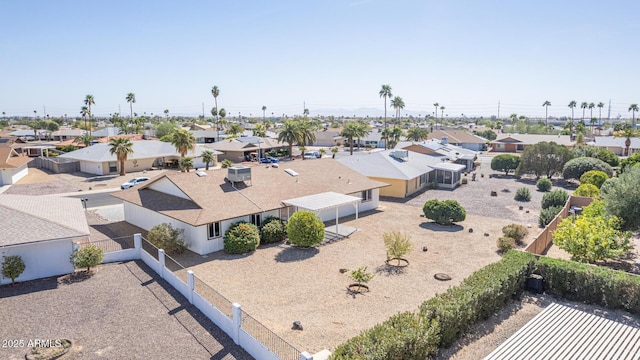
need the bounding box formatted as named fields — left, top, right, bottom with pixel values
left=485, top=303, right=640, bottom=360
left=282, top=191, right=361, bottom=212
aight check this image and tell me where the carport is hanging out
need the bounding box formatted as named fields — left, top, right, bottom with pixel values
left=282, top=191, right=362, bottom=238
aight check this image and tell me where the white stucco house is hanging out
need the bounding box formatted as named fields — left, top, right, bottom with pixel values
left=0, top=144, right=32, bottom=186
left=111, top=159, right=388, bottom=255
left=0, top=195, right=91, bottom=285
left=58, top=140, right=222, bottom=175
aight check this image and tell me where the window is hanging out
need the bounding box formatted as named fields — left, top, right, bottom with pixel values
left=108, top=161, right=117, bottom=173
left=251, top=214, right=262, bottom=227
left=207, top=222, right=221, bottom=239
left=420, top=173, right=427, bottom=185
left=361, top=189, right=372, bottom=202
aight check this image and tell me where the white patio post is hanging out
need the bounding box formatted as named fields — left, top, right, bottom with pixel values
left=335, top=206, right=339, bottom=235
left=232, top=303, right=242, bottom=345
left=158, top=249, right=165, bottom=279
left=134, top=233, right=142, bottom=259
left=355, top=202, right=359, bottom=230
left=187, top=270, right=194, bottom=304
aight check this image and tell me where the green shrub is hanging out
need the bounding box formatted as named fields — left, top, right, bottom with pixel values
left=502, top=224, right=528, bottom=245
left=287, top=211, right=324, bottom=247
left=260, top=219, right=286, bottom=244
left=573, top=183, right=600, bottom=198
left=1, top=255, right=26, bottom=284
left=536, top=178, right=552, bottom=192
left=491, top=154, right=521, bottom=175
left=350, top=266, right=374, bottom=289
left=497, top=237, right=516, bottom=253
left=619, top=153, right=640, bottom=173
left=579, top=170, right=609, bottom=188
left=595, top=148, right=619, bottom=167
left=148, top=223, right=188, bottom=255
left=541, top=189, right=569, bottom=209
left=514, top=187, right=531, bottom=202
left=420, top=251, right=536, bottom=347
left=383, top=231, right=413, bottom=263
left=330, top=312, right=441, bottom=360
left=223, top=221, right=260, bottom=254
left=70, top=245, right=104, bottom=272
left=562, top=157, right=613, bottom=180
left=537, top=257, right=640, bottom=315
left=221, top=159, right=233, bottom=168
left=539, top=206, right=563, bottom=227
left=422, top=199, right=466, bottom=225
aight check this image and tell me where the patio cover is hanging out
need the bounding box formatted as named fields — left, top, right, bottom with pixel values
left=282, top=192, right=362, bottom=234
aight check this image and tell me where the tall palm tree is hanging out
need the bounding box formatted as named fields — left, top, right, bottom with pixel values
left=170, top=129, right=196, bottom=172
left=615, top=125, right=638, bottom=156
left=125, top=93, right=135, bottom=134
left=201, top=150, right=215, bottom=170
left=433, top=102, right=439, bottom=129
left=542, top=100, right=551, bottom=131
left=597, top=102, right=604, bottom=122
left=261, top=105, right=267, bottom=122
left=580, top=102, right=588, bottom=121
left=355, top=121, right=370, bottom=151
left=406, top=126, right=429, bottom=142
left=440, top=106, right=445, bottom=129
left=568, top=101, right=577, bottom=133
left=80, top=106, right=90, bottom=133
left=164, top=109, right=169, bottom=121
left=341, top=121, right=369, bottom=155
left=588, top=102, right=595, bottom=124
left=379, top=85, right=392, bottom=129
left=390, top=96, right=405, bottom=124
left=84, top=94, right=95, bottom=136
left=211, top=85, right=220, bottom=121
left=629, top=104, right=639, bottom=126
left=296, top=118, right=317, bottom=146
left=108, top=137, right=134, bottom=176
left=277, top=120, right=300, bottom=159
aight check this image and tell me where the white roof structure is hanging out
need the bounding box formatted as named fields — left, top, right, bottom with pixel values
left=486, top=303, right=640, bottom=360
left=59, top=140, right=221, bottom=162
left=336, top=149, right=435, bottom=180
left=282, top=192, right=361, bottom=212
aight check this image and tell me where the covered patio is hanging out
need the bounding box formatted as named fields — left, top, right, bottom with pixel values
left=282, top=191, right=362, bottom=240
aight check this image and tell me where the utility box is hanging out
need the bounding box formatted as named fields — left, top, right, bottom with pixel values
left=527, top=274, right=544, bottom=294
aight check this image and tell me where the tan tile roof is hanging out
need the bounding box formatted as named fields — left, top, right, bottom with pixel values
left=0, top=144, right=32, bottom=168
left=112, top=159, right=388, bottom=226
left=95, top=134, right=157, bottom=143
left=204, top=137, right=285, bottom=152
left=428, top=130, right=486, bottom=144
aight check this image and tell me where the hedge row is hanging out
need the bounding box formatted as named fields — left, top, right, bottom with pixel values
left=331, top=252, right=640, bottom=359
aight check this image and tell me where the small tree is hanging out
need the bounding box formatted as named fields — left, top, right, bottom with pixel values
left=148, top=223, right=188, bottom=255
left=71, top=245, right=104, bottom=272
left=287, top=211, right=324, bottom=247
left=601, top=165, right=640, bottom=230
left=383, top=231, right=413, bottom=265
left=562, top=157, right=613, bottom=180
left=422, top=199, right=466, bottom=225
left=349, top=266, right=374, bottom=292
left=331, top=147, right=339, bottom=158
left=491, top=154, right=521, bottom=175
left=2, top=255, right=26, bottom=285
left=221, top=159, right=233, bottom=168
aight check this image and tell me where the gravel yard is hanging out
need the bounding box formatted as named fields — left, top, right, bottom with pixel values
left=0, top=261, right=251, bottom=360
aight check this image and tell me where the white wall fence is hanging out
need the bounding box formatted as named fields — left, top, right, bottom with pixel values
left=84, top=234, right=312, bottom=360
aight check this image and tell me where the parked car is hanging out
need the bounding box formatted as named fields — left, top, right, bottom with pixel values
left=259, top=157, right=280, bottom=163
left=303, top=151, right=321, bottom=159
left=121, top=177, right=150, bottom=189
left=267, top=157, right=279, bottom=163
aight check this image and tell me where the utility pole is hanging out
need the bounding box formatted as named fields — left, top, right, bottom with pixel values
left=607, top=99, right=611, bottom=121
left=43, top=105, right=46, bottom=118
left=497, top=101, right=500, bottom=120
left=202, top=102, right=205, bottom=119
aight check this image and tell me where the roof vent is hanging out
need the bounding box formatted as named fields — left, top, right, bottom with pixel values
left=227, top=165, right=252, bottom=183
left=441, top=136, right=448, bottom=145
left=196, top=171, right=207, bottom=177
left=284, top=168, right=298, bottom=177
left=390, top=150, right=409, bottom=161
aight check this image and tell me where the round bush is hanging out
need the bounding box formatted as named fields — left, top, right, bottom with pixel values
left=574, top=183, right=600, bottom=198
left=287, top=211, right=324, bottom=247
left=502, top=224, right=528, bottom=245
left=536, top=178, right=552, bottom=192
left=562, top=157, right=613, bottom=180
left=539, top=206, right=563, bottom=227
left=541, top=189, right=569, bottom=209
left=514, top=187, right=531, bottom=202
left=260, top=219, right=286, bottom=244
left=422, top=199, right=466, bottom=225
left=595, top=148, right=619, bottom=167
left=579, top=170, right=609, bottom=189
left=223, top=221, right=260, bottom=254
left=497, top=237, right=516, bottom=253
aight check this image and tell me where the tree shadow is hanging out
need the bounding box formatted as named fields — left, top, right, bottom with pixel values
left=375, top=263, right=407, bottom=276
left=419, top=222, right=464, bottom=232
left=59, top=270, right=94, bottom=284
left=0, top=276, right=59, bottom=298
left=274, top=246, right=319, bottom=263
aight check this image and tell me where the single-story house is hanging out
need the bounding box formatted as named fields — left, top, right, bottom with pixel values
left=397, top=139, right=478, bottom=172
left=427, top=129, right=487, bottom=151
left=490, top=134, right=574, bottom=153
left=0, top=195, right=90, bottom=285
left=337, top=149, right=466, bottom=196
left=91, top=127, right=122, bottom=137
left=58, top=140, right=222, bottom=175
left=588, top=136, right=640, bottom=156
left=111, top=160, right=388, bottom=255
left=50, top=128, right=86, bottom=141
left=192, top=130, right=221, bottom=143
left=313, top=128, right=343, bottom=147
left=0, top=144, right=32, bottom=185
left=204, top=137, right=286, bottom=162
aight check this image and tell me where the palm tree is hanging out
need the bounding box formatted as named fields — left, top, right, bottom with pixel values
left=389, top=126, right=404, bottom=148
left=381, top=128, right=391, bottom=150
left=629, top=104, right=639, bottom=126
left=78, top=134, right=93, bottom=147
left=84, top=94, right=95, bottom=136
left=597, top=102, right=604, bottom=122
left=615, top=124, right=638, bottom=156
left=262, top=105, right=267, bottom=122
left=211, top=86, right=220, bottom=120
left=252, top=124, right=266, bottom=137
left=180, top=157, right=194, bottom=172
left=227, top=123, right=244, bottom=136
left=355, top=121, right=370, bottom=151
left=390, top=96, right=405, bottom=124
left=331, top=147, right=339, bottom=158
left=201, top=150, right=216, bottom=170
left=341, top=121, right=369, bottom=155
left=80, top=106, right=90, bottom=133
left=125, top=93, right=135, bottom=134
left=296, top=118, right=317, bottom=146
left=542, top=100, right=551, bottom=131
left=580, top=102, right=588, bottom=121
left=568, top=101, right=577, bottom=133
left=406, top=126, right=429, bottom=142
left=433, top=103, right=439, bottom=129
left=277, top=120, right=300, bottom=159
left=170, top=129, right=196, bottom=172
left=379, top=85, right=392, bottom=129
left=108, top=137, right=134, bottom=176
left=440, top=106, right=445, bottom=129
left=164, top=109, right=169, bottom=121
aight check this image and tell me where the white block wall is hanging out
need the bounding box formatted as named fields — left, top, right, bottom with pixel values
left=0, top=239, right=75, bottom=285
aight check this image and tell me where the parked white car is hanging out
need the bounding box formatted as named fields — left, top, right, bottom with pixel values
left=303, top=151, right=321, bottom=159
left=121, top=177, right=150, bottom=189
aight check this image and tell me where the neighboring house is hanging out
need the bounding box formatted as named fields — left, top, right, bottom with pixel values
left=427, top=129, right=487, bottom=151
left=397, top=139, right=478, bottom=172
left=191, top=130, right=221, bottom=144
left=111, top=160, right=388, bottom=255
left=589, top=136, right=640, bottom=156
left=58, top=140, right=221, bottom=175
left=490, top=134, right=574, bottom=153
left=0, top=144, right=32, bottom=185
left=313, top=128, right=343, bottom=147
left=50, top=128, right=86, bottom=141
left=0, top=195, right=90, bottom=285
left=92, top=127, right=122, bottom=137
left=190, top=123, right=212, bottom=131
left=205, top=137, right=286, bottom=162
left=337, top=149, right=466, bottom=196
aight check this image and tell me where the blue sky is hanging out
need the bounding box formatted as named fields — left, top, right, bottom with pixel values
left=1, top=0, right=639, bottom=119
